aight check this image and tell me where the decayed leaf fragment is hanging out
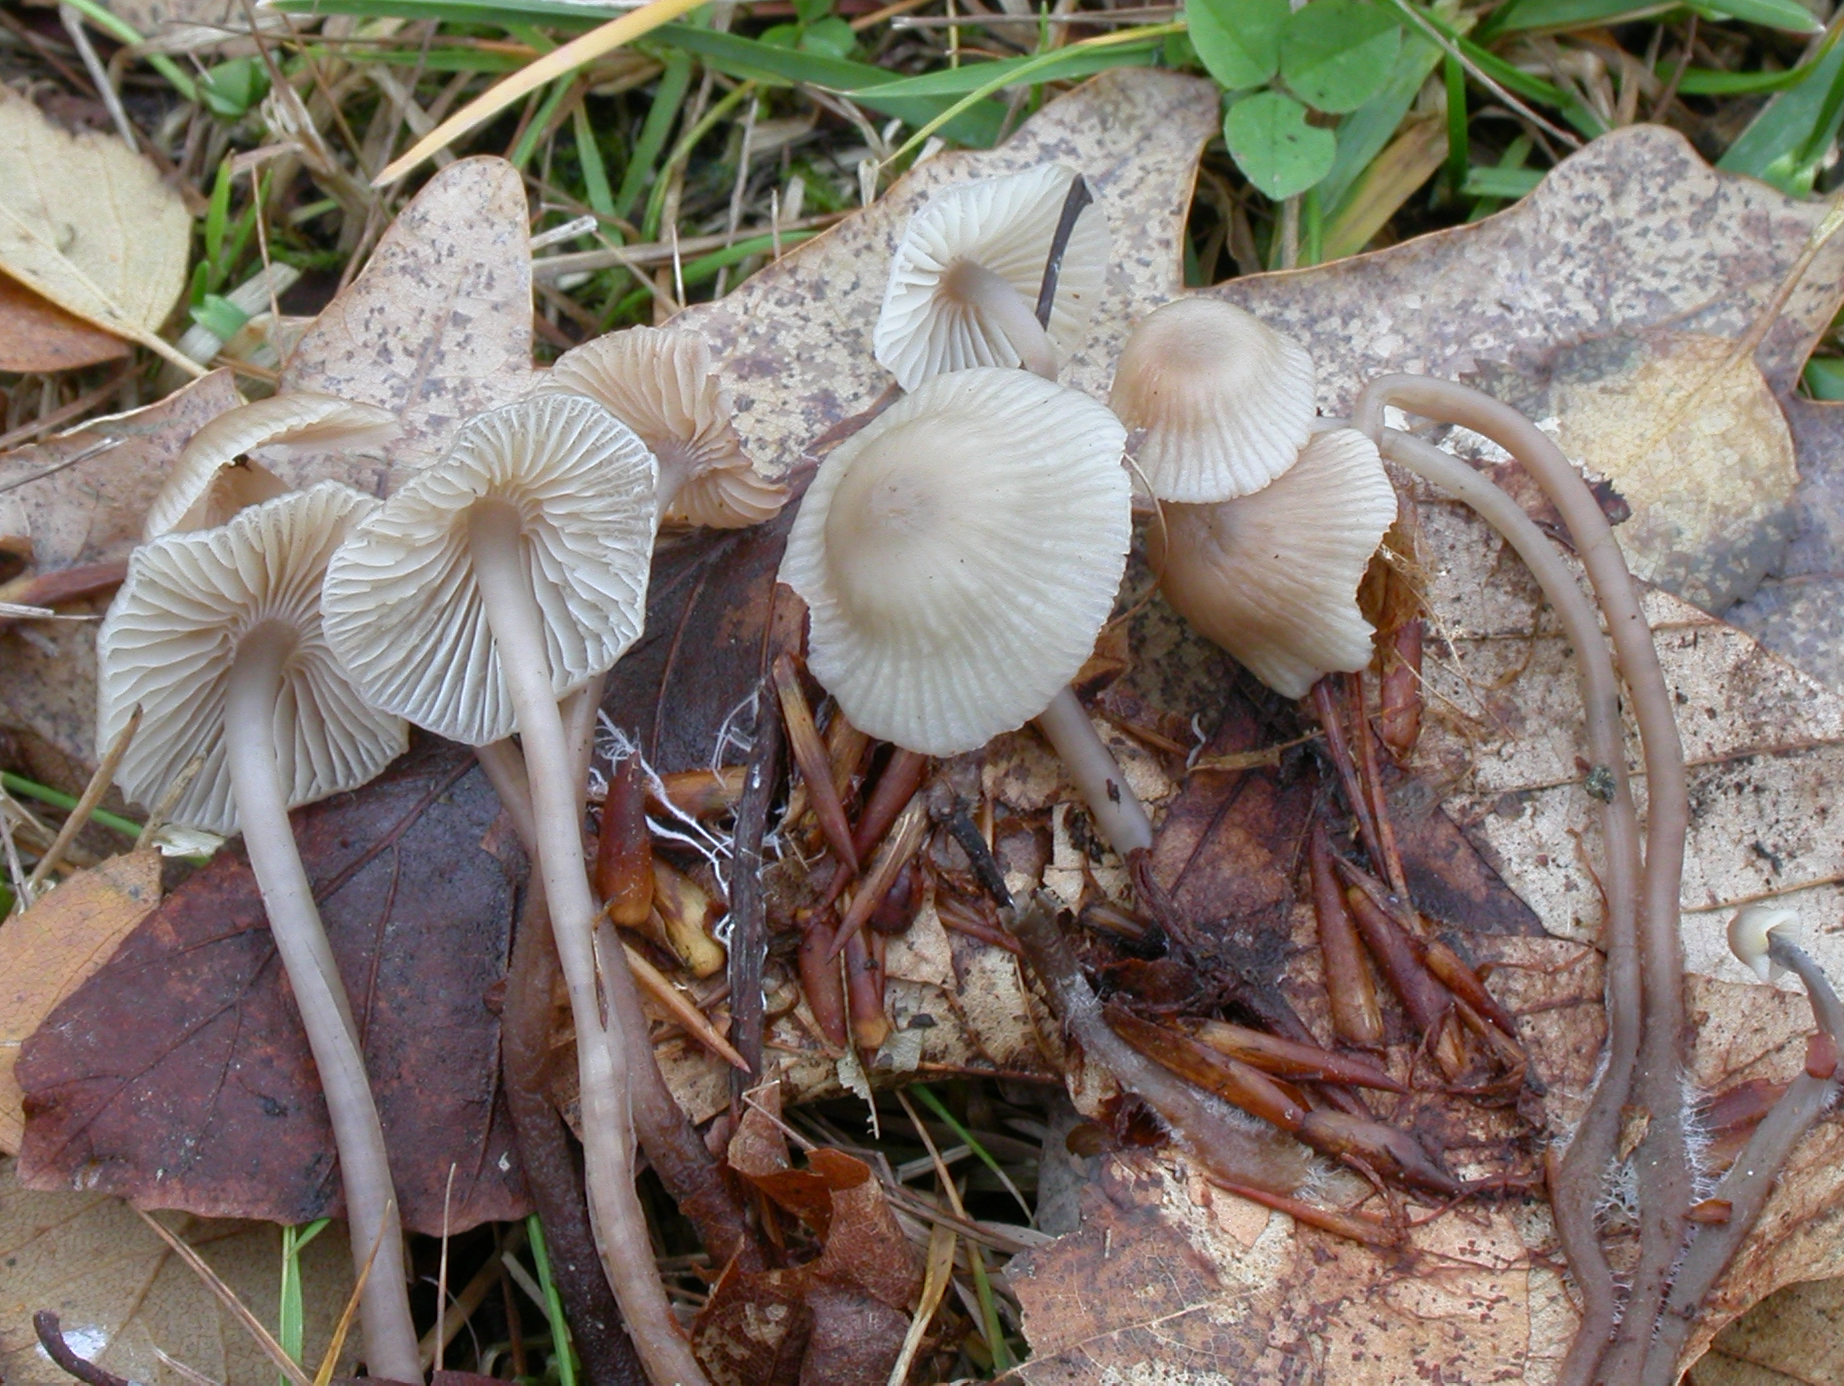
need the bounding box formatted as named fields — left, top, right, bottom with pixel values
left=0, top=273, right=131, bottom=373
left=0, top=1157, right=354, bottom=1386
left=0, top=850, right=161, bottom=1154
left=275, top=155, right=537, bottom=496
left=0, top=91, right=195, bottom=373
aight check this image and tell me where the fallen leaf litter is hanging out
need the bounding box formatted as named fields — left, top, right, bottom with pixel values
left=0, top=66, right=1839, bottom=1385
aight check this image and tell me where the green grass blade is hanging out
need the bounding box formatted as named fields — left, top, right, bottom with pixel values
left=615, top=48, right=693, bottom=221
left=572, top=102, right=615, bottom=218
left=1461, top=164, right=1543, bottom=198
left=1686, top=0, right=1823, bottom=34
left=525, top=1215, right=577, bottom=1386
left=1, top=773, right=141, bottom=842
left=910, top=1084, right=1034, bottom=1223
left=273, top=0, right=615, bottom=26
left=837, top=39, right=1163, bottom=98
left=1719, top=30, right=1844, bottom=186
left=1317, top=30, right=1441, bottom=212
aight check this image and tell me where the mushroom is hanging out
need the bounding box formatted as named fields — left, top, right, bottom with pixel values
left=874, top=164, right=1110, bottom=390
left=1148, top=426, right=1398, bottom=699
left=1727, top=902, right=1799, bottom=982
left=144, top=393, right=398, bottom=539
left=778, top=365, right=1153, bottom=855
left=96, top=482, right=419, bottom=1385
left=1108, top=296, right=1317, bottom=503
left=541, top=324, right=786, bottom=528
left=320, top=393, right=710, bottom=1386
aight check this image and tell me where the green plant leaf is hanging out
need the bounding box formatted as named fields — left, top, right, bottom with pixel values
left=800, top=15, right=856, bottom=59
left=1804, top=357, right=1844, bottom=399
left=760, top=21, right=801, bottom=47
left=1282, top=0, right=1402, bottom=113
left=1225, top=90, right=1337, bottom=198
left=199, top=56, right=269, bottom=118
left=1187, top=0, right=1289, bottom=90
left=793, top=0, right=833, bottom=23
left=1686, top=0, right=1823, bottom=33
left=1317, top=28, right=1439, bottom=211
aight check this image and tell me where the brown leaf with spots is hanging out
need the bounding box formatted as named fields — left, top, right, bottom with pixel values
left=0, top=850, right=161, bottom=1154
left=14, top=739, right=528, bottom=1235
left=274, top=155, right=536, bottom=497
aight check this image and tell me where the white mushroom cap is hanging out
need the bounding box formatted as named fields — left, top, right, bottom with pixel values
left=874, top=164, right=1111, bottom=391
left=321, top=394, right=658, bottom=747
left=145, top=393, right=400, bottom=539
left=1110, top=297, right=1317, bottom=503
left=541, top=325, right=785, bottom=529
left=779, top=367, right=1129, bottom=755
left=97, top=481, right=409, bottom=836
left=1729, top=903, right=1800, bottom=982
left=1149, top=426, right=1396, bottom=700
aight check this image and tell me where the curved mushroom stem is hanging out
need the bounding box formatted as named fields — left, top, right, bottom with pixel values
left=1356, top=376, right=1689, bottom=1385
left=224, top=621, right=422, bottom=1386
left=1035, top=685, right=1154, bottom=856
left=1374, top=426, right=1642, bottom=1378
left=468, top=500, right=711, bottom=1386
left=944, top=260, right=1057, bottom=380
left=1643, top=935, right=1842, bottom=1384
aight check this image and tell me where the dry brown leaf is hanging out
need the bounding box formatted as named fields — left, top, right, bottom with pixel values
left=0, top=1157, right=354, bottom=1386
left=1691, top=1275, right=1844, bottom=1385
left=0, top=91, right=196, bottom=375
left=0, top=272, right=131, bottom=373
left=0, top=369, right=242, bottom=787
left=274, top=155, right=537, bottom=496
left=0, top=849, right=161, bottom=1154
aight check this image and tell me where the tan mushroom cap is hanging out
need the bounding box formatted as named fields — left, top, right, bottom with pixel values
left=321, top=393, right=657, bottom=748
left=145, top=393, right=399, bottom=539
left=98, top=481, right=409, bottom=836
left=541, top=325, right=785, bottom=528
left=873, top=164, right=1111, bottom=391
left=1149, top=426, right=1396, bottom=700
left=1110, top=297, right=1316, bottom=503
left=779, top=367, right=1129, bottom=755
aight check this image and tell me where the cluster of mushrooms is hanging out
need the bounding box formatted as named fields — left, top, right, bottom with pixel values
left=87, top=159, right=1840, bottom=1386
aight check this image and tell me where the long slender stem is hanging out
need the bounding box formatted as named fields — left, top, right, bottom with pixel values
left=946, top=261, right=1056, bottom=379
left=468, top=501, right=710, bottom=1386
left=1360, top=378, right=1689, bottom=1383
left=1035, top=685, right=1153, bottom=856
left=1645, top=938, right=1842, bottom=1384
left=224, top=622, right=421, bottom=1386
left=1376, top=431, right=1643, bottom=1338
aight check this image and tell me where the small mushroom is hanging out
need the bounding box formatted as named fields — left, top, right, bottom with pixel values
left=1148, top=426, right=1397, bottom=700
left=779, top=366, right=1153, bottom=855
left=874, top=164, right=1110, bottom=390
left=144, top=393, right=398, bottom=539
left=541, top=324, right=786, bottom=528
left=1727, top=903, right=1800, bottom=982
left=1109, top=297, right=1316, bottom=503
left=320, top=394, right=709, bottom=1386
left=97, top=483, right=419, bottom=1385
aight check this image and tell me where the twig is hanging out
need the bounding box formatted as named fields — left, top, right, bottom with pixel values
left=728, top=677, right=782, bottom=1103
left=58, top=5, right=136, bottom=149
left=24, top=705, right=140, bottom=896
left=33, top=1311, right=132, bottom=1386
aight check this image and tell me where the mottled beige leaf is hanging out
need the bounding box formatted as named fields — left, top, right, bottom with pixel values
left=0, top=1158, right=354, bottom=1386
left=275, top=155, right=537, bottom=496
left=0, top=850, right=161, bottom=1154
left=0, top=91, right=196, bottom=374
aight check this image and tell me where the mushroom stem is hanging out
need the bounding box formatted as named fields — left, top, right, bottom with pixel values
left=467, top=500, right=710, bottom=1386
left=1035, top=685, right=1153, bottom=856
left=1361, top=380, right=1683, bottom=1386
left=944, top=260, right=1057, bottom=380
left=223, top=621, right=421, bottom=1386
left=1644, top=934, right=1842, bottom=1384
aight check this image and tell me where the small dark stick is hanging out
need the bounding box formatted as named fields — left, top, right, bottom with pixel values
left=1310, top=822, right=1385, bottom=1047
left=33, top=1311, right=132, bottom=1386
left=941, top=802, right=1015, bottom=909
left=728, top=678, right=783, bottom=1103
left=1033, top=173, right=1094, bottom=328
